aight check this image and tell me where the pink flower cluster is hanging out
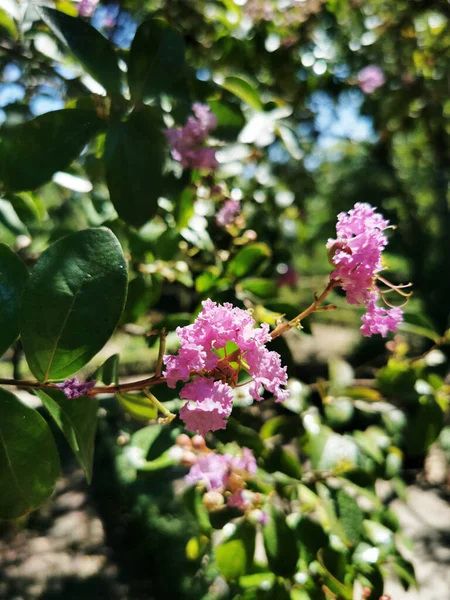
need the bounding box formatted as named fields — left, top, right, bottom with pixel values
left=327, top=203, right=403, bottom=337
left=164, top=300, right=289, bottom=435
left=216, top=199, right=241, bottom=227
left=185, top=446, right=258, bottom=510
left=357, top=65, right=385, bottom=94
left=165, top=104, right=219, bottom=170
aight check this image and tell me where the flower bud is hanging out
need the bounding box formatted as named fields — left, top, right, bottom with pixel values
left=202, top=491, right=225, bottom=510
left=191, top=435, right=206, bottom=451
left=181, top=451, right=197, bottom=467
left=176, top=433, right=192, bottom=448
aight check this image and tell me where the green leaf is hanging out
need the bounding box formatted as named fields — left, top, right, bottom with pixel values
left=404, top=395, right=444, bottom=455
left=183, top=485, right=211, bottom=534
left=93, top=353, right=119, bottom=385
left=128, top=18, right=186, bottom=103
left=227, top=243, right=271, bottom=279
left=263, top=505, right=299, bottom=578
left=392, top=555, right=417, bottom=590
left=0, top=388, right=60, bottom=519
left=104, top=107, right=167, bottom=227
left=317, top=548, right=353, bottom=600
left=0, top=7, right=18, bottom=39
left=335, top=489, right=363, bottom=547
left=266, top=446, right=303, bottom=479
left=0, top=109, right=103, bottom=192
left=0, top=198, right=28, bottom=235
left=38, top=7, right=122, bottom=96
left=0, top=244, right=28, bottom=357
left=216, top=539, right=247, bottom=581
left=217, top=521, right=256, bottom=580
left=36, top=388, right=98, bottom=483
left=117, top=393, right=158, bottom=421
left=222, top=76, right=263, bottom=111
left=239, top=277, right=276, bottom=298
left=20, top=228, right=128, bottom=382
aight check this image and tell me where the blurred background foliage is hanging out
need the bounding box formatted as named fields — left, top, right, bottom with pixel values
left=0, top=0, right=450, bottom=599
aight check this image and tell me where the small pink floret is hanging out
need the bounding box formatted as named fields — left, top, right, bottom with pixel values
left=164, top=104, right=218, bottom=170
left=357, top=65, right=385, bottom=94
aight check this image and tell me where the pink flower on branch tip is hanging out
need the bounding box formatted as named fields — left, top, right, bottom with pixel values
left=216, top=199, right=241, bottom=227
left=357, top=65, right=385, bottom=94
left=163, top=300, right=289, bottom=435
left=328, top=202, right=408, bottom=337
left=56, top=377, right=96, bottom=399
left=164, top=103, right=219, bottom=170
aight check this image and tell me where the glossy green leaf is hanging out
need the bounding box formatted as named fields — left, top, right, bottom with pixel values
left=0, top=388, right=59, bottom=519
left=38, top=7, right=122, bottom=96
left=222, top=76, right=263, bottom=111
left=93, top=353, right=119, bottom=385
left=117, top=393, right=158, bottom=421
left=104, top=107, right=167, bottom=227
left=0, top=198, right=28, bottom=235
left=0, top=244, right=28, bottom=357
left=36, top=388, right=98, bottom=483
left=227, top=243, right=271, bottom=279
left=20, top=228, right=128, bottom=382
left=128, top=18, right=186, bottom=103
left=0, top=109, right=102, bottom=192
left=263, top=505, right=299, bottom=578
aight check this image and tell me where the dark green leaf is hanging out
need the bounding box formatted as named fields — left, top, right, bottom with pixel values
left=0, top=198, right=28, bottom=235
left=227, top=243, right=271, bottom=279
left=20, top=228, right=128, bottom=382
left=263, top=505, right=299, bottom=578
left=93, top=353, right=120, bottom=385
left=0, top=109, right=102, bottom=192
left=183, top=485, right=211, bottom=534
left=317, top=548, right=353, bottom=600
left=128, top=18, right=186, bottom=103
left=404, top=395, right=444, bottom=456
left=38, top=7, right=122, bottom=96
left=36, top=388, right=98, bottom=483
left=0, top=244, right=28, bottom=357
left=104, top=107, right=167, bottom=226
left=239, top=277, right=276, bottom=298
left=0, top=387, right=59, bottom=519
left=335, top=489, right=363, bottom=546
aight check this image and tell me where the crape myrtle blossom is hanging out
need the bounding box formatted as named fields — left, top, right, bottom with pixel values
left=357, top=65, right=385, bottom=94
left=164, top=103, right=219, bottom=170
left=327, top=203, right=405, bottom=337
left=163, top=300, right=289, bottom=435
left=56, top=377, right=96, bottom=399
left=184, top=445, right=259, bottom=511
left=216, top=199, right=241, bottom=227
